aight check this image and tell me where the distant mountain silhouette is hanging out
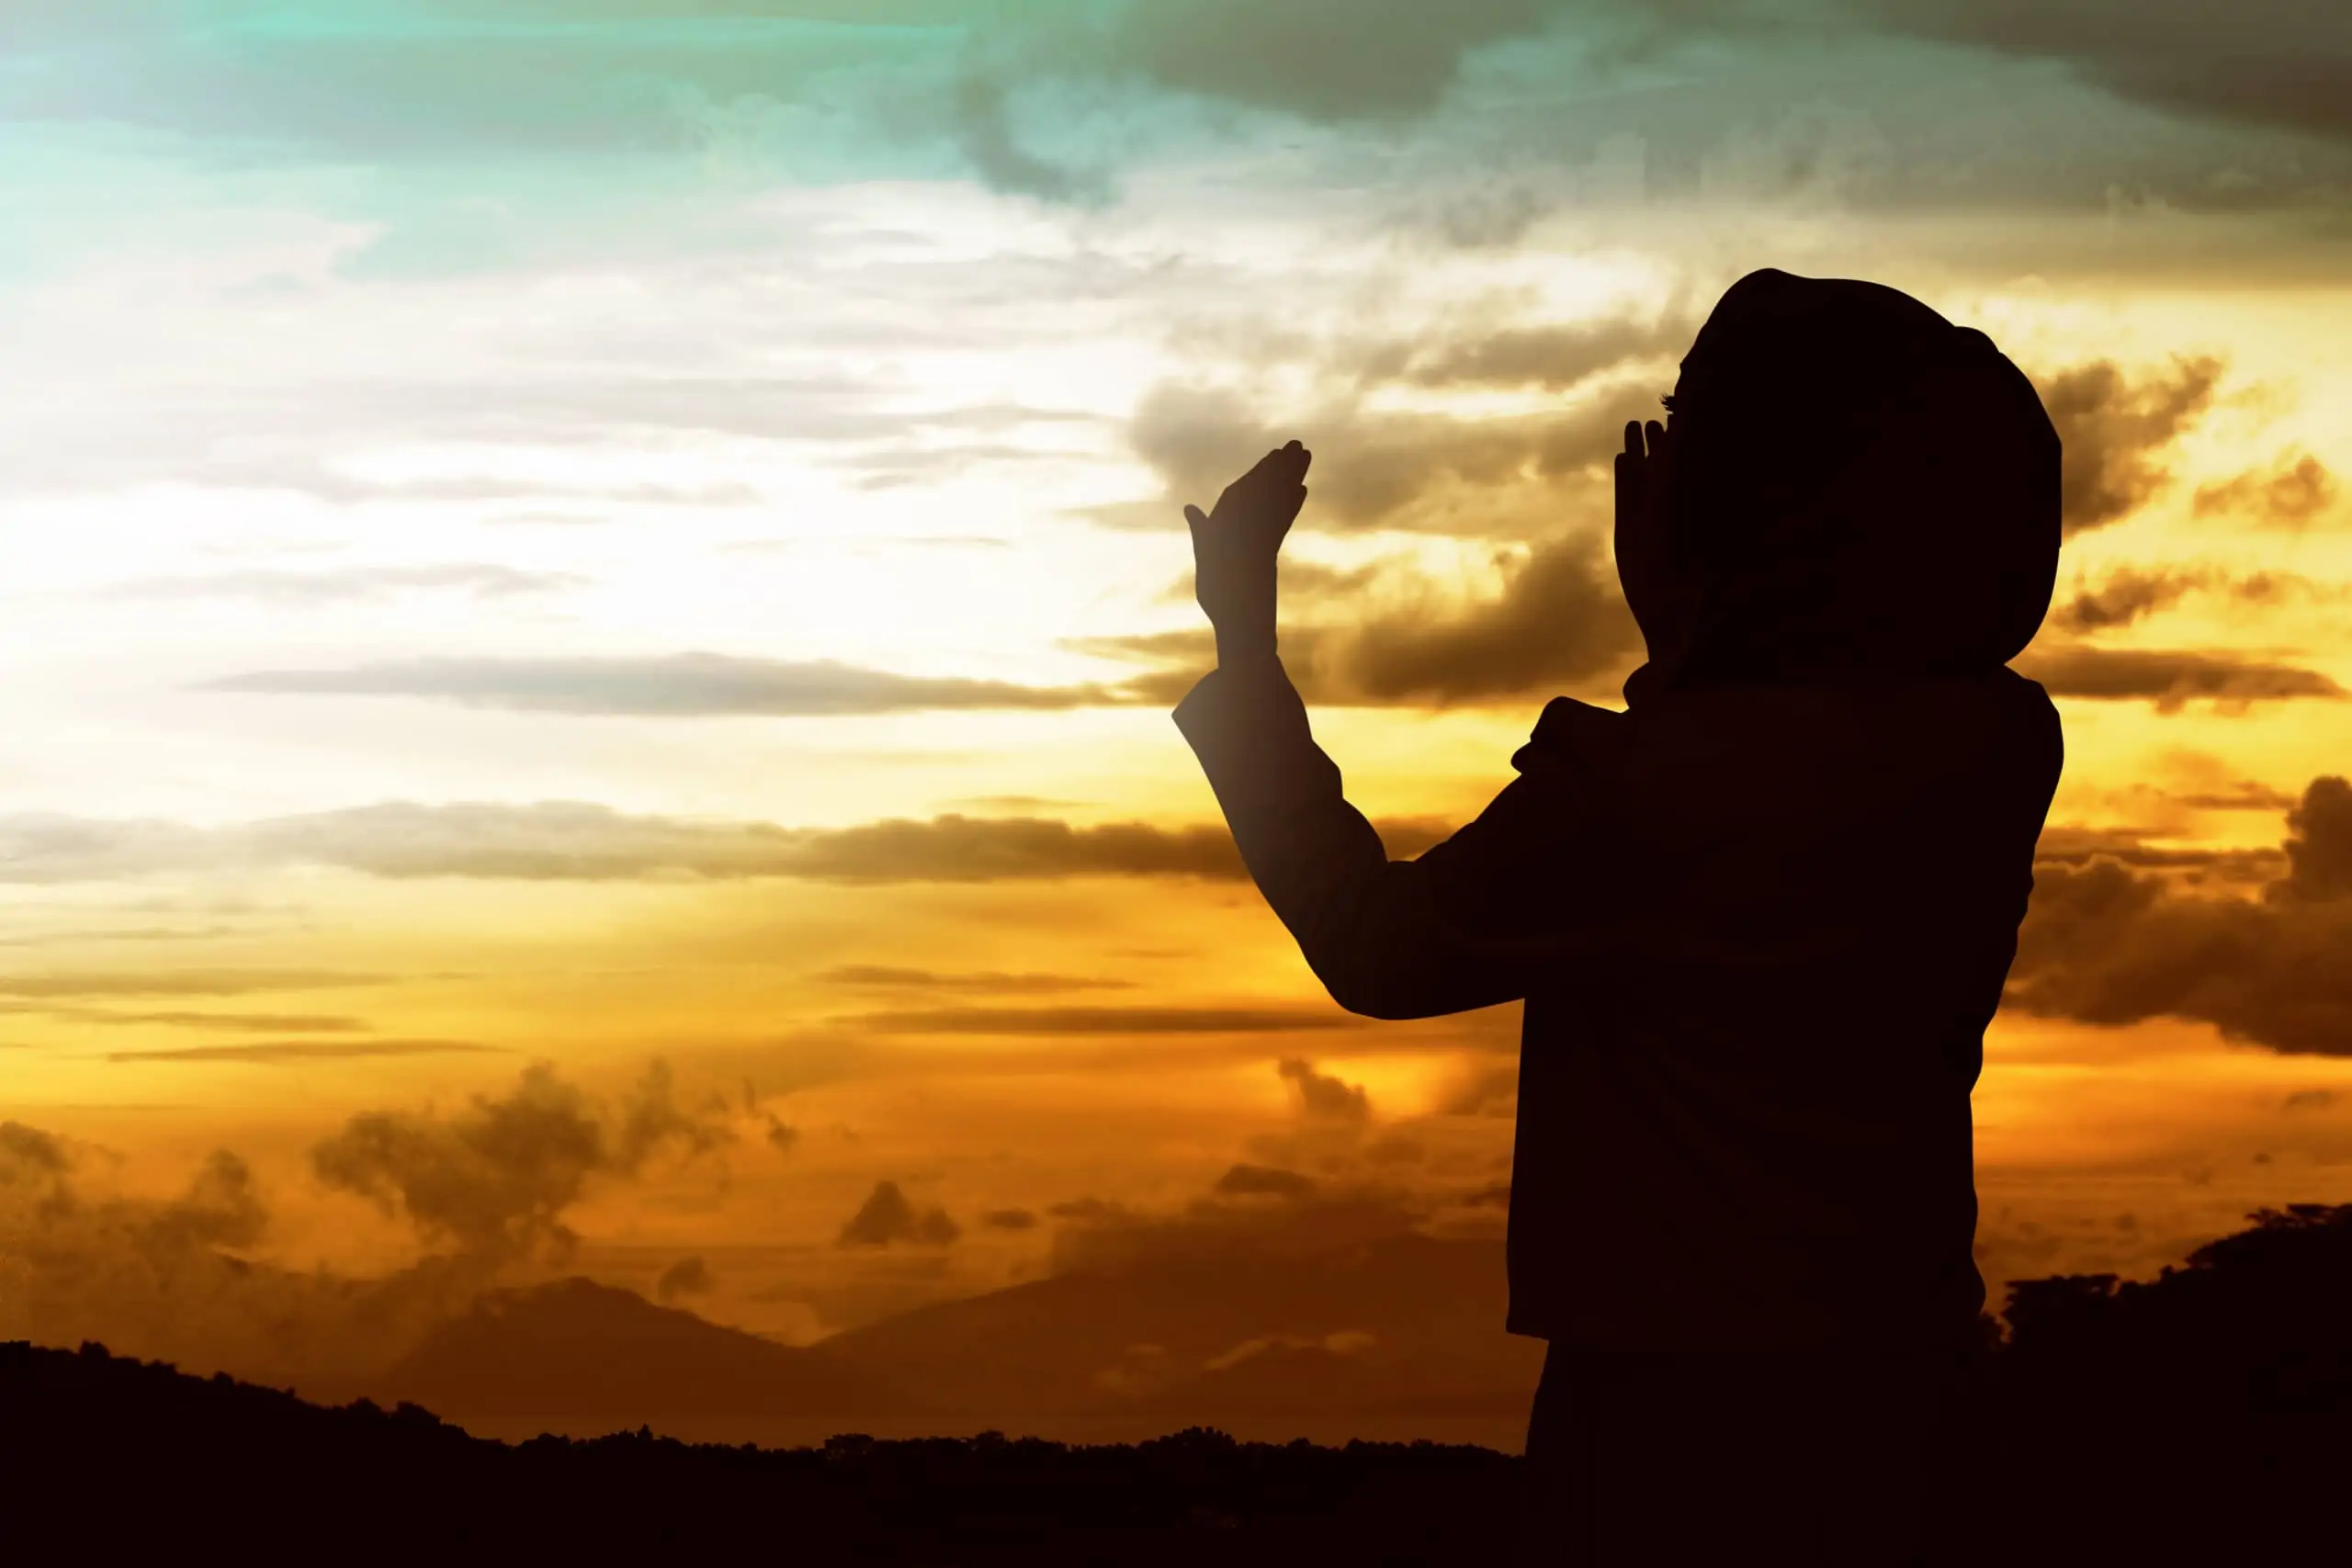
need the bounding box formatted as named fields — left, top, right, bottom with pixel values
left=12, top=1205, right=2352, bottom=1561
left=821, top=1231, right=1535, bottom=1420
left=1, top=1341, right=1518, bottom=1562
left=385, top=1276, right=904, bottom=1418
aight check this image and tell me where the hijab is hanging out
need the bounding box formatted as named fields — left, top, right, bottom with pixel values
left=1623, top=268, right=2061, bottom=704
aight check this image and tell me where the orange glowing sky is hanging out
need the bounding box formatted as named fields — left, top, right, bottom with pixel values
left=3, top=2, right=2351, bottom=1392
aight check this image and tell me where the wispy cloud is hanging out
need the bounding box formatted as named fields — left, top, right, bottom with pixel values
left=0, top=970, right=381, bottom=998
left=849, top=1006, right=1364, bottom=1035
left=37, top=1010, right=368, bottom=1032
left=816, top=965, right=1136, bottom=995
left=2018, top=645, right=2345, bottom=710
left=198, top=654, right=1147, bottom=716
left=0, top=803, right=1461, bottom=886
left=107, top=1039, right=503, bottom=1065
left=104, top=564, right=586, bottom=605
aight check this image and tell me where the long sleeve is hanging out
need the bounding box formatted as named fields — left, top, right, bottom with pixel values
left=1173, top=654, right=1588, bottom=1021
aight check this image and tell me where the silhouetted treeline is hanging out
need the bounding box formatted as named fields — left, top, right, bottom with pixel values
left=1953, top=1203, right=2352, bottom=1562
left=0, top=1341, right=1516, bottom=1562
left=8, top=1204, right=2352, bottom=1563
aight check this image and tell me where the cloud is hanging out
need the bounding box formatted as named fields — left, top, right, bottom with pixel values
left=2048, top=567, right=2211, bottom=633
left=35, top=1010, right=368, bottom=1032
left=2278, top=776, right=2352, bottom=902
left=763, top=1117, right=800, bottom=1156
left=2008, top=775, right=2352, bottom=1054
left=2016, top=645, right=2343, bottom=711
left=837, top=1180, right=960, bottom=1248
left=0, top=969, right=378, bottom=998
left=1127, top=378, right=1655, bottom=535
left=15, top=0, right=2351, bottom=243
left=1213, top=1164, right=1320, bottom=1200
left=772, top=815, right=1249, bottom=883
left=1091, top=539, right=1643, bottom=707
left=851, top=1006, right=1362, bottom=1036
left=1871, top=1, right=2352, bottom=146
left=106, top=1039, right=503, bottom=1066
left=982, top=1208, right=1038, bottom=1231
left=0, top=1125, right=389, bottom=1384
left=1044, top=1179, right=1428, bottom=1279
left=2165, top=780, right=2301, bottom=813
left=0, top=1121, right=70, bottom=1180
left=102, top=564, right=585, bottom=605
left=1280, top=1058, right=1371, bottom=1122
left=2031, top=824, right=2285, bottom=884
left=947, top=71, right=1113, bottom=204
left=1096, top=0, right=1565, bottom=122
left=1389, top=313, right=1694, bottom=391
left=2193, top=452, right=2341, bottom=528
left=815, top=965, right=1134, bottom=995
left=0, top=1056, right=764, bottom=1392
left=1329, top=535, right=1643, bottom=703
left=1100, top=0, right=2352, bottom=155
left=199, top=654, right=1142, bottom=716
left=0, top=802, right=1473, bottom=887
left=2046, top=567, right=2346, bottom=634
left=0, top=805, right=1245, bottom=886
left=654, top=1256, right=716, bottom=1303
left=2035, top=356, right=2222, bottom=536
left=310, top=1061, right=730, bottom=1261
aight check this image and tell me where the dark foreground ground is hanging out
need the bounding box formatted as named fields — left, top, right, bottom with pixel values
left=9, top=1204, right=2352, bottom=1563
left=4, top=1345, right=1516, bottom=1562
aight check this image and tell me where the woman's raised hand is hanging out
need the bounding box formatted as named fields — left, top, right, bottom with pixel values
left=1184, top=440, right=1311, bottom=664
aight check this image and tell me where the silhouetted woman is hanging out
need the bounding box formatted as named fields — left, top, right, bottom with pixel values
left=1175, top=269, right=2063, bottom=1564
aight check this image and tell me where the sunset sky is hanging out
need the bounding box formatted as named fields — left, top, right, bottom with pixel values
left=4, top=3, right=2351, bottom=1397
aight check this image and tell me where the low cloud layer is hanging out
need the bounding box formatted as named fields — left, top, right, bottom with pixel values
left=311, top=1061, right=731, bottom=1261
left=201, top=654, right=1141, bottom=717
left=0, top=1059, right=752, bottom=1388
left=2012, top=775, right=2352, bottom=1055
left=2017, top=646, right=2344, bottom=711
left=0, top=1117, right=413, bottom=1383
left=838, top=1180, right=961, bottom=1248
left=0, top=804, right=1454, bottom=887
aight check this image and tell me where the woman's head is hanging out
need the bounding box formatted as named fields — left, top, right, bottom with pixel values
left=1627, top=268, right=2061, bottom=691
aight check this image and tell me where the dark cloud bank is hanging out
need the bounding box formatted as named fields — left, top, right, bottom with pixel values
left=2010, top=776, right=2352, bottom=1055
left=0, top=1058, right=740, bottom=1387
left=184, top=347, right=2338, bottom=720
left=0, top=802, right=1453, bottom=886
